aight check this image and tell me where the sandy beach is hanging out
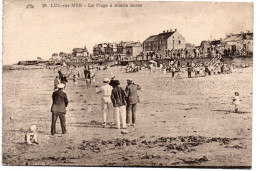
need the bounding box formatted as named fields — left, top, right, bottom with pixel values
left=2, top=65, right=252, bottom=167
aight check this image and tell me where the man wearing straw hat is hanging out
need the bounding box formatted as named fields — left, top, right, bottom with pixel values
left=96, top=78, right=114, bottom=126
left=51, top=83, right=69, bottom=135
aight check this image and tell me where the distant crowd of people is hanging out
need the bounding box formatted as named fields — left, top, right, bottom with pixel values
left=121, top=59, right=236, bottom=79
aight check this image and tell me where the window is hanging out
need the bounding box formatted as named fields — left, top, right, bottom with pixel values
left=243, top=44, right=247, bottom=50
left=179, top=41, right=181, bottom=45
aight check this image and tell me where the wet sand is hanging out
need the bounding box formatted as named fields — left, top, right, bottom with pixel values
left=2, top=65, right=252, bottom=167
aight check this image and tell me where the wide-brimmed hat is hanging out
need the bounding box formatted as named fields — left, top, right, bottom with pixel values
left=127, top=78, right=133, bottom=83
left=115, top=80, right=120, bottom=85
left=103, top=78, right=110, bottom=83
left=111, top=80, right=120, bottom=86
left=57, top=84, right=65, bottom=89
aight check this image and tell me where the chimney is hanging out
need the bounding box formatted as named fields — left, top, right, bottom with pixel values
left=163, top=30, right=165, bottom=33
left=175, top=28, right=177, bottom=32
left=167, top=30, right=169, bottom=33
left=170, top=29, right=172, bottom=32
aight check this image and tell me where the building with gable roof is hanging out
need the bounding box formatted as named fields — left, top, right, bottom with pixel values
left=72, top=46, right=89, bottom=57
left=93, top=43, right=117, bottom=56
left=117, top=41, right=143, bottom=57
left=143, top=28, right=186, bottom=57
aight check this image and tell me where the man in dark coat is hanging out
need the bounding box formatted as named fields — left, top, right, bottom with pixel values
left=125, top=78, right=141, bottom=126
left=187, top=65, right=193, bottom=78
left=51, top=84, right=69, bottom=135
left=84, top=66, right=89, bottom=79
left=110, top=80, right=127, bottom=130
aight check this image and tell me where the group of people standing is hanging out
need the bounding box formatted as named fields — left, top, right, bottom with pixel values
left=51, top=69, right=141, bottom=135
left=96, top=77, right=141, bottom=132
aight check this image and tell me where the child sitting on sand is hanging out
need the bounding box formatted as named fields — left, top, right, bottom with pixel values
left=232, top=92, right=240, bottom=113
left=25, top=125, right=39, bottom=145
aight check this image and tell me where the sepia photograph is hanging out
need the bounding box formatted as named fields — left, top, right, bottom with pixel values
left=2, top=0, right=254, bottom=168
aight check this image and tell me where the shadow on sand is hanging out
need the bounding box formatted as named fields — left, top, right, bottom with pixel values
left=67, top=120, right=117, bottom=129
left=212, top=110, right=250, bottom=114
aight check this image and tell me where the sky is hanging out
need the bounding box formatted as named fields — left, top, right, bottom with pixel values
left=3, top=0, right=253, bottom=65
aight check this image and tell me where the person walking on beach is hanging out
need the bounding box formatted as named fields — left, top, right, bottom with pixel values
left=58, top=70, right=68, bottom=89
left=77, top=70, right=81, bottom=78
left=125, top=79, right=141, bottom=126
left=84, top=66, right=89, bottom=79
left=187, top=65, right=192, bottom=78
left=73, top=74, right=77, bottom=86
left=54, top=76, right=60, bottom=90
left=149, top=63, right=153, bottom=74
left=110, top=80, right=128, bottom=130
left=205, top=65, right=211, bottom=76
left=58, top=70, right=63, bottom=81
left=171, top=65, right=176, bottom=78
left=90, top=68, right=96, bottom=84
left=51, top=84, right=69, bottom=135
left=96, top=78, right=114, bottom=126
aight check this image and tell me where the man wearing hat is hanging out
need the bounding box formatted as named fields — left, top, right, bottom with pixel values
left=51, top=84, right=69, bottom=135
left=110, top=80, right=128, bottom=130
left=96, top=78, right=114, bottom=126
left=125, top=78, right=141, bottom=126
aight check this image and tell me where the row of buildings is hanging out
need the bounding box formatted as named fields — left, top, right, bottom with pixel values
left=49, top=28, right=253, bottom=64
left=93, top=41, right=143, bottom=57
left=92, top=28, right=253, bottom=60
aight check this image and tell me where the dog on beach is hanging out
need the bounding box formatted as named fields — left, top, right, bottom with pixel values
left=25, top=125, right=39, bottom=145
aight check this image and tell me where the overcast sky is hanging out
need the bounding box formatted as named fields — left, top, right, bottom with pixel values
left=3, top=0, right=253, bottom=65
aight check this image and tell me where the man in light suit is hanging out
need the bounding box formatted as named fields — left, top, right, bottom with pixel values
left=125, top=79, right=141, bottom=126
left=51, top=84, right=69, bottom=135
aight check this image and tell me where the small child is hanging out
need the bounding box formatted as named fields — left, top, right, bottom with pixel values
left=171, top=66, right=176, bottom=78
left=194, top=66, right=200, bottom=77
left=232, top=92, right=240, bottom=113
left=162, top=67, right=167, bottom=75
left=25, top=125, right=39, bottom=145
